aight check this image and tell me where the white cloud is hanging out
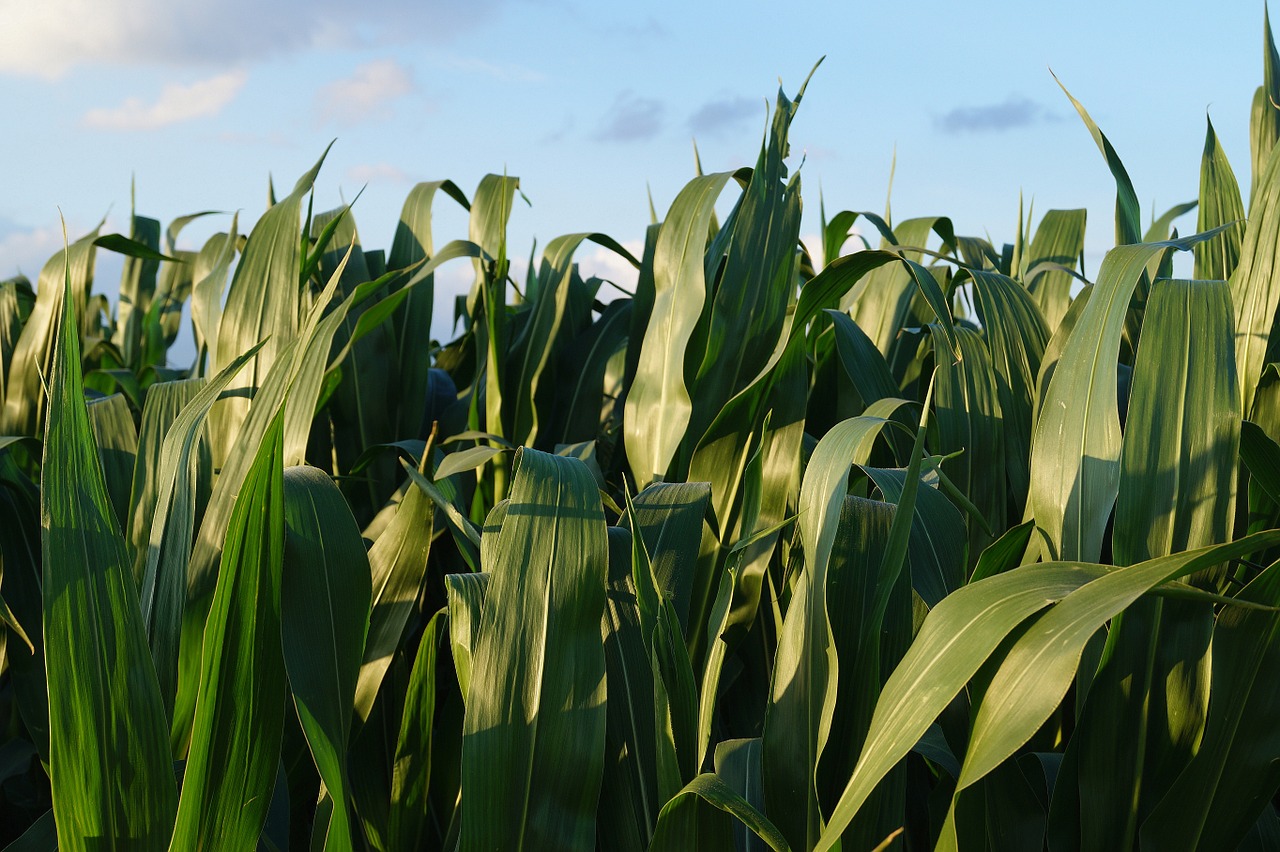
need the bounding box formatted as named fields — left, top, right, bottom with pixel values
left=346, top=162, right=410, bottom=184
left=83, top=70, right=247, bottom=131
left=0, top=225, right=69, bottom=279
left=316, top=60, right=414, bottom=126
left=801, top=228, right=864, bottom=269
left=438, top=56, right=545, bottom=83
left=0, top=218, right=127, bottom=284
left=577, top=240, right=643, bottom=294
left=0, top=0, right=506, bottom=79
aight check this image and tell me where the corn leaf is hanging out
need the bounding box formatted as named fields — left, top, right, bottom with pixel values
left=41, top=261, right=176, bottom=848
left=280, top=465, right=372, bottom=852
left=625, top=172, right=734, bottom=486
left=459, top=448, right=608, bottom=850
left=170, top=414, right=287, bottom=850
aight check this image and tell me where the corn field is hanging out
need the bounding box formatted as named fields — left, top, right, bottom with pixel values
left=5, top=15, right=1280, bottom=852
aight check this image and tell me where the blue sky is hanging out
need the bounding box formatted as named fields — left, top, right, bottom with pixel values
left=0, top=1, right=1269, bottom=347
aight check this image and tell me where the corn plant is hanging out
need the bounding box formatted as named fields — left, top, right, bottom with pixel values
left=5, top=13, right=1280, bottom=852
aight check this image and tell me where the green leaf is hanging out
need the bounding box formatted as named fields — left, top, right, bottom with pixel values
left=649, top=773, right=791, bottom=852
left=281, top=465, right=372, bottom=851
left=965, top=268, right=1050, bottom=515
left=817, top=533, right=1280, bottom=851
left=599, top=525, right=658, bottom=852
left=445, top=571, right=489, bottom=703
left=170, top=413, right=287, bottom=850
left=388, top=609, right=447, bottom=852
left=1250, top=7, right=1280, bottom=202
left=629, top=480, right=711, bottom=638
left=1241, top=420, right=1280, bottom=504
left=862, top=464, right=966, bottom=607
left=1024, top=208, right=1086, bottom=332
left=41, top=257, right=176, bottom=848
left=190, top=220, right=238, bottom=369
left=825, top=310, right=897, bottom=410
left=687, top=80, right=805, bottom=450
left=459, top=448, right=608, bottom=850
left=969, top=520, right=1035, bottom=583
left=1054, top=75, right=1141, bottom=246
left=210, top=144, right=329, bottom=466
left=85, top=392, right=138, bottom=532
left=1030, top=239, right=1205, bottom=562
left=1143, top=200, right=1198, bottom=242
left=1196, top=116, right=1246, bottom=282
left=939, top=533, right=1280, bottom=845
left=794, top=250, right=900, bottom=335
left=353, top=459, right=437, bottom=725
left=0, top=588, right=33, bottom=654
left=625, top=172, right=735, bottom=485
left=94, top=231, right=180, bottom=263
left=2, top=226, right=100, bottom=436
left=127, top=377, right=206, bottom=581
left=764, top=414, right=906, bottom=850
left=1, top=809, right=56, bottom=852
left=512, top=233, right=637, bottom=447
left=138, top=343, right=264, bottom=722
left=105, top=214, right=162, bottom=369
left=931, top=325, right=1005, bottom=553
left=387, top=180, right=469, bottom=438
left=1115, top=278, right=1240, bottom=565
left=1232, top=137, right=1280, bottom=416
left=1141, top=558, right=1280, bottom=850
left=434, top=444, right=510, bottom=480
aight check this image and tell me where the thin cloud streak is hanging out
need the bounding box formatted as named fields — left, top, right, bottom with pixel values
left=936, top=96, right=1047, bottom=133
left=83, top=70, right=247, bottom=130
left=316, top=60, right=414, bottom=127
left=0, top=0, right=506, bottom=78
left=594, top=92, right=664, bottom=142
left=346, top=162, right=410, bottom=184
left=688, top=95, right=761, bottom=137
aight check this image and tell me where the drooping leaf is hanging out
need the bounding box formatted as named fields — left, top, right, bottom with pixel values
left=1141, top=558, right=1280, bottom=850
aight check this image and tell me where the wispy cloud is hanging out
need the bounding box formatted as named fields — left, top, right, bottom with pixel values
left=688, top=95, right=761, bottom=137
left=0, top=0, right=507, bottom=78
left=936, top=96, right=1048, bottom=134
left=83, top=70, right=247, bottom=130
left=612, top=16, right=670, bottom=39
left=346, top=162, right=410, bottom=184
left=595, top=92, right=664, bottom=142
left=577, top=239, right=644, bottom=293
left=0, top=223, right=82, bottom=278
left=316, top=60, right=414, bottom=126
left=439, top=56, right=545, bottom=83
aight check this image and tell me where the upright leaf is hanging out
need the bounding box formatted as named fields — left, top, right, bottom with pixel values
left=1195, top=116, right=1246, bottom=282
left=1024, top=209, right=1086, bottom=333
left=211, top=147, right=329, bottom=465
left=1030, top=238, right=1207, bottom=562
left=625, top=172, right=734, bottom=485
left=170, top=414, right=287, bottom=850
left=41, top=261, right=176, bottom=848
left=459, top=449, right=609, bottom=850
left=1231, top=139, right=1280, bottom=415
left=281, top=465, right=372, bottom=852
